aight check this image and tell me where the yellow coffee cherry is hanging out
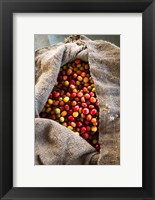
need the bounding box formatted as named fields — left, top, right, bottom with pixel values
left=64, top=81, right=69, bottom=87
left=63, top=65, right=67, bottom=70
left=92, top=88, right=95, bottom=92
left=46, top=107, right=51, bottom=113
left=68, top=126, right=73, bottom=130
left=77, top=64, right=81, bottom=68
left=76, top=81, right=80, bottom=86
left=92, top=139, right=97, bottom=145
left=91, top=126, right=97, bottom=132
left=48, top=99, right=53, bottom=105
left=73, top=112, right=79, bottom=118
left=74, top=132, right=80, bottom=136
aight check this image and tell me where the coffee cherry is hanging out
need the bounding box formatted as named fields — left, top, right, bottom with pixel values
left=68, top=109, right=73, bottom=115
left=81, top=72, right=86, bottom=77
left=75, top=59, right=81, bottom=64
left=68, top=116, right=74, bottom=122
left=91, top=126, right=97, bottom=132
left=73, top=105, right=79, bottom=112
left=90, top=109, right=97, bottom=115
left=86, top=126, right=91, bottom=131
left=66, top=92, right=71, bottom=97
left=81, top=96, right=85, bottom=103
left=49, top=93, right=53, bottom=98
left=62, top=122, right=67, bottom=127
left=89, top=105, right=94, bottom=109
left=92, top=139, right=98, bottom=145
left=67, top=69, right=72, bottom=75
left=73, top=112, right=79, bottom=118
left=86, top=114, right=92, bottom=121
left=77, top=92, right=83, bottom=98
left=81, top=113, right=86, bottom=118
left=63, top=96, right=69, bottom=103
left=61, top=110, right=67, bottom=117
left=70, top=84, right=75, bottom=90
left=73, top=73, right=78, bottom=79
left=64, top=104, right=70, bottom=111
left=95, top=144, right=100, bottom=151
left=82, top=108, right=89, bottom=115
left=46, top=107, right=51, bottom=113
left=83, top=77, right=89, bottom=83
left=70, top=80, right=75, bottom=85
left=76, top=81, right=80, bottom=86
left=71, top=122, right=76, bottom=127
left=90, top=97, right=96, bottom=103
left=48, top=99, right=53, bottom=105
left=81, top=127, right=86, bottom=133
left=68, top=126, right=73, bottom=130
left=91, top=118, right=97, bottom=123
left=77, top=76, right=83, bottom=81
left=89, top=92, right=94, bottom=97
left=60, top=117, right=65, bottom=123
left=59, top=101, right=65, bottom=106
left=84, top=93, right=90, bottom=99
left=63, top=75, right=67, bottom=81
left=82, top=133, right=89, bottom=139
left=55, top=108, right=60, bottom=114
left=77, top=121, right=82, bottom=127
left=64, top=81, right=69, bottom=87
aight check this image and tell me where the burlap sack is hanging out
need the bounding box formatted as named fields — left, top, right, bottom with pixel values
left=35, top=35, right=120, bottom=165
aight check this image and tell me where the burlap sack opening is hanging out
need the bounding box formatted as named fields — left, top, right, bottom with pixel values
left=35, top=35, right=120, bottom=165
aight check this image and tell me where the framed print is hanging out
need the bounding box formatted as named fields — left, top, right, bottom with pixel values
left=0, top=0, right=155, bottom=199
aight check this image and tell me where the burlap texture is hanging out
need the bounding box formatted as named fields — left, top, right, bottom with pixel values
left=35, top=35, right=120, bottom=165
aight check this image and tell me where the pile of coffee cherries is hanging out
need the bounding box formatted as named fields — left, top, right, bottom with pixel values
left=40, top=59, right=100, bottom=152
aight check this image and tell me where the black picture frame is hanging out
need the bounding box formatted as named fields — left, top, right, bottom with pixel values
left=0, top=0, right=155, bottom=199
